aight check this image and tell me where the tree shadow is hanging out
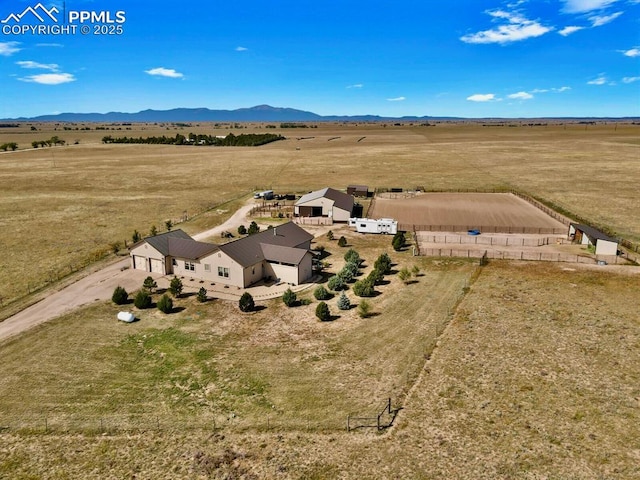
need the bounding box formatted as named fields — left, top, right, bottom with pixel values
left=403, top=279, right=419, bottom=285
left=253, top=305, right=267, bottom=312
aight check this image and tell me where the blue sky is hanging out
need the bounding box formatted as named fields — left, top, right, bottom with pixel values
left=0, top=0, right=639, bottom=118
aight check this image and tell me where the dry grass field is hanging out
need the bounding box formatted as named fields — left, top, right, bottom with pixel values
left=1, top=260, right=637, bottom=479
left=0, top=122, right=638, bottom=309
left=0, top=122, right=639, bottom=478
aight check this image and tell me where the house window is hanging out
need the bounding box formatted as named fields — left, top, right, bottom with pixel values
left=185, top=261, right=195, bottom=271
left=204, top=264, right=211, bottom=272
left=172, top=259, right=177, bottom=266
left=218, top=266, right=229, bottom=278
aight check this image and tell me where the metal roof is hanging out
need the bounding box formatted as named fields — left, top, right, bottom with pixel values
left=143, top=229, right=193, bottom=256
left=219, top=222, right=314, bottom=268
left=167, top=237, right=219, bottom=260
left=260, top=243, right=310, bottom=266
left=571, top=223, right=618, bottom=244
left=295, top=187, right=354, bottom=213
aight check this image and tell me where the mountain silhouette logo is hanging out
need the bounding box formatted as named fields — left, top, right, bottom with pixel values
left=1, top=3, right=59, bottom=24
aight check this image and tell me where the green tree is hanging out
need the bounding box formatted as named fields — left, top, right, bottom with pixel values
left=157, top=294, right=173, bottom=313
left=327, top=275, right=346, bottom=291
left=239, top=292, right=255, bottom=312
left=367, top=267, right=384, bottom=285
left=353, top=278, right=375, bottom=297
left=8, top=142, right=18, bottom=151
left=326, top=230, right=334, bottom=241
left=398, top=267, right=411, bottom=284
left=412, top=265, right=420, bottom=277
left=344, top=248, right=361, bottom=265
left=282, top=288, right=297, bottom=307
left=374, top=252, right=392, bottom=274
left=143, top=276, right=157, bottom=293
left=111, top=285, right=128, bottom=305
left=237, top=225, right=247, bottom=235
left=197, top=287, right=208, bottom=303
left=338, top=268, right=354, bottom=284
left=134, top=290, right=152, bottom=309
left=0, top=144, right=8, bottom=152
left=313, top=285, right=330, bottom=300
left=32, top=141, right=39, bottom=149
left=165, top=220, right=173, bottom=231
left=337, top=291, right=351, bottom=310
left=150, top=225, right=158, bottom=236
left=132, top=230, right=141, bottom=243
left=169, top=276, right=183, bottom=297
left=248, top=221, right=260, bottom=235
left=343, top=261, right=359, bottom=277
left=358, top=299, right=372, bottom=318
left=315, top=301, right=331, bottom=321
left=337, top=236, right=347, bottom=247
left=392, top=232, right=406, bottom=251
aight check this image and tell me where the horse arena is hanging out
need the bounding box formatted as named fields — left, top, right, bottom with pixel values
left=367, top=193, right=604, bottom=263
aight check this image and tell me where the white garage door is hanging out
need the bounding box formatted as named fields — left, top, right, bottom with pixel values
left=133, top=255, right=148, bottom=271
left=149, top=258, right=164, bottom=273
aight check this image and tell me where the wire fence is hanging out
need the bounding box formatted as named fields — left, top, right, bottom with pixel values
left=417, top=233, right=570, bottom=247
left=401, top=224, right=567, bottom=235
left=419, top=248, right=625, bottom=264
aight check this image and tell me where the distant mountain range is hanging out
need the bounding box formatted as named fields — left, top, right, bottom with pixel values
left=5, top=105, right=459, bottom=123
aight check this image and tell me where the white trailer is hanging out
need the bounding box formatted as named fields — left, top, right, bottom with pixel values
left=349, top=218, right=398, bottom=234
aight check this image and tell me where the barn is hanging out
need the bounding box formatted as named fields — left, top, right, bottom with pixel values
left=569, top=223, right=619, bottom=256
left=130, top=222, right=315, bottom=288
left=294, top=187, right=354, bottom=222
left=347, top=184, right=369, bottom=198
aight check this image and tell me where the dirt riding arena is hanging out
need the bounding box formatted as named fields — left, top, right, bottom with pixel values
left=368, top=193, right=623, bottom=264
left=369, top=193, right=567, bottom=234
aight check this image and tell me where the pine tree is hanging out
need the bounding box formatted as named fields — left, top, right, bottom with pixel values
left=337, top=292, right=351, bottom=310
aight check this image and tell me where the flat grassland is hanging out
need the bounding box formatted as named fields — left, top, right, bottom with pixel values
left=0, top=122, right=638, bottom=308
left=1, top=260, right=637, bottom=479
left=0, top=122, right=639, bottom=478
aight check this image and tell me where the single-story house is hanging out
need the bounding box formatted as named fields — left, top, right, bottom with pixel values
left=347, top=184, right=369, bottom=198
left=294, top=187, right=354, bottom=222
left=130, top=222, right=315, bottom=288
left=569, top=223, right=619, bottom=256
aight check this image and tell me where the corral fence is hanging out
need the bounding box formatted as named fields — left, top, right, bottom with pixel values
left=420, top=248, right=625, bottom=264
left=401, top=224, right=566, bottom=235
left=417, top=233, right=570, bottom=247
left=373, top=186, right=639, bottom=262
left=293, top=217, right=334, bottom=226
left=347, top=398, right=401, bottom=432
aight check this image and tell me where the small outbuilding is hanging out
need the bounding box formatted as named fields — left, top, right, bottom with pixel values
left=347, top=184, right=369, bottom=198
left=294, top=187, right=354, bottom=222
left=569, top=223, right=619, bottom=256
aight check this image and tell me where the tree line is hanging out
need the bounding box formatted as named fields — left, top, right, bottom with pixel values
left=102, top=132, right=285, bottom=147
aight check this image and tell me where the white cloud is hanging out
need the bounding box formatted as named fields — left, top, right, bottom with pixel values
left=36, top=43, right=63, bottom=48
left=508, top=91, right=534, bottom=100
left=532, top=86, right=572, bottom=94
left=561, top=0, right=619, bottom=13
left=460, top=10, right=553, bottom=44
left=16, top=61, right=59, bottom=71
left=0, top=42, right=21, bottom=56
left=387, top=96, right=406, bottom=102
left=558, top=25, right=585, bottom=36
left=467, top=93, right=497, bottom=102
left=621, top=47, right=640, bottom=57
left=347, top=84, right=363, bottom=89
left=622, top=76, right=640, bottom=83
left=554, top=86, right=572, bottom=92
left=587, top=75, right=608, bottom=85
left=589, top=11, right=623, bottom=26
left=145, top=67, right=184, bottom=78
left=235, top=46, right=248, bottom=52
left=19, top=73, right=75, bottom=85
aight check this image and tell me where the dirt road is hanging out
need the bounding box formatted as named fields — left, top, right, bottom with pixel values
left=0, top=201, right=256, bottom=344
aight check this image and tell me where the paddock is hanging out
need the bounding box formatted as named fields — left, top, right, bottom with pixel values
left=368, top=193, right=567, bottom=234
